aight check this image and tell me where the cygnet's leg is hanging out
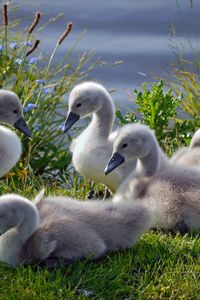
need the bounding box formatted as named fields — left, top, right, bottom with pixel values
left=103, top=188, right=111, bottom=200
left=87, top=180, right=95, bottom=200
left=87, top=188, right=95, bottom=200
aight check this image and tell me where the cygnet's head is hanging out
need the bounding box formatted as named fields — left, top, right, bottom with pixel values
left=0, top=90, right=32, bottom=137
left=0, top=194, right=28, bottom=234
left=105, top=124, right=155, bottom=175
left=63, top=82, right=113, bottom=133
left=190, top=129, right=200, bottom=149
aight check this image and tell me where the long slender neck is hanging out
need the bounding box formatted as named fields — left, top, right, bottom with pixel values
left=16, top=200, right=39, bottom=244
left=89, top=94, right=115, bottom=139
left=139, top=141, right=160, bottom=177
left=0, top=199, right=39, bottom=266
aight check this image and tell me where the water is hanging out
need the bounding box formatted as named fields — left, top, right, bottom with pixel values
left=11, top=0, right=200, bottom=107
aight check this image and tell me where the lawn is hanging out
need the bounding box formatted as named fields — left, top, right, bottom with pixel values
left=0, top=182, right=199, bottom=300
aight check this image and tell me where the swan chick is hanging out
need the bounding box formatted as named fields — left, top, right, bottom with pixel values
left=171, top=128, right=200, bottom=168
left=0, top=192, right=151, bottom=267
left=104, top=125, right=200, bottom=232
left=0, top=194, right=39, bottom=267
left=105, top=123, right=169, bottom=177
left=0, top=89, right=32, bottom=137
left=0, top=126, right=22, bottom=177
left=61, top=82, right=137, bottom=192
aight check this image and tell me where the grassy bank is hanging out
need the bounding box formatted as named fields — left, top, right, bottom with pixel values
left=0, top=180, right=199, bottom=300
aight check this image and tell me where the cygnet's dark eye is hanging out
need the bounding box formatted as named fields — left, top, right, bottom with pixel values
left=76, top=103, right=82, bottom=108
left=13, top=109, right=18, bottom=114
left=122, top=143, right=128, bottom=149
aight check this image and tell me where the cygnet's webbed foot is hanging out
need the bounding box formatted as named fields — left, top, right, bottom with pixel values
left=172, top=221, right=189, bottom=235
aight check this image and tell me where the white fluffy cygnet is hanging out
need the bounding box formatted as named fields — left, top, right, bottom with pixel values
left=0, top=125, right=22, bottom=177
left=62, top=82, right=136, bottom=192
left=171, top=128, right=200, bottom=168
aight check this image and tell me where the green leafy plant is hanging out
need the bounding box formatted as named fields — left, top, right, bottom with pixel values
left=116, top=79, right=200, bottom=157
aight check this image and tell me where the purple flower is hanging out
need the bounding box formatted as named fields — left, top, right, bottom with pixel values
left=0, top=45, right=3, bottom=51
left=34, top=121, right=41, bottom=131
left=29, top=57, right=39, bottom=64
left=59, top=124, right=65, bottom=132
left=42, top=87, right=54, bottom=94
left=24, top=106, right=30, bottom=113
left=28, top=103, right=38, bottom=109
left=15, top=58, right=22, bottom=65
left=36, top=79, right=45, bottom=84
left=9, top=42, right=18, bottom=49
left=24, top=103, right=38, bottom=113
left=76, top=289, right=93, bottom=297
left=22, top=41, right=33, bottom=47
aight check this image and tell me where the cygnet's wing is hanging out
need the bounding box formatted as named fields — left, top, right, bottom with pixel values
left=170, top=147, right=189, bottom=164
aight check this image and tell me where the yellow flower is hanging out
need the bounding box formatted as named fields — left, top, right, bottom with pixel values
left=18, top=168, right=28, bottom=179
left=4, top=171, right=16, bottom=178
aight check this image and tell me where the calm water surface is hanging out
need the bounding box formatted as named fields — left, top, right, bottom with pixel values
left=12, top=0, right=200, bottom=106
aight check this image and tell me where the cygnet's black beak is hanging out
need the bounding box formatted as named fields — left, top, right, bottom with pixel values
left=63, top=112, right=80, bottom=133
left=104, top=152, right=125, bottom=175
left=14, top=117, right=32, bottom=138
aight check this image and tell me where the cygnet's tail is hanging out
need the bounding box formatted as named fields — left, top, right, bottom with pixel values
left=33, top=188, right=45, bottom=206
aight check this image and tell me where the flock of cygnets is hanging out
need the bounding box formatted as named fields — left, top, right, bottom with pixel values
left=0, top=82, right=200, bottom=268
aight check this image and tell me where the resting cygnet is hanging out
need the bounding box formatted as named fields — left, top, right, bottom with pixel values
left=171, top=129, right=200, bottom=168
left=62, top=82, right=136, bottom=192
left=0, top=126, right=22, bottom=177
left=0, top=89, right=32, bottom=137
left=0, top=191, right=151, bottom=267
left=105, top=124, right=200, bottom=232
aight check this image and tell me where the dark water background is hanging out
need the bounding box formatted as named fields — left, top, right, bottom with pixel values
left=11, top=0, right=200, bottom=107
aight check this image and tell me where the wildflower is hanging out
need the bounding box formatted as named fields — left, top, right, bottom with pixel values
left=24, top=103, right=38, bottom=113
left=34, top=121, right=41, bottom=131
left=59, top=124, right=65, bottom=132
left=29, top=57, right=39, bottom=64
left=18, top=168, right=28, bottom=180
left=42, top=87, right=54, bottom=94
left=76, top=289, right=93, bottom=297
left=36, top=79, right=45, bottom=84
left=9, top=42, right=18, bottom=49
left=15, top=58, right=22, bottom=65
left=23, top=41, right=33, bottom=47
left=0, top=45, right=3, bottom=51
left=4, top=171, right=16, bottom=178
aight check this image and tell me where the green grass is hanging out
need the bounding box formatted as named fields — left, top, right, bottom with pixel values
left=0, top=180, right=199, bottom=300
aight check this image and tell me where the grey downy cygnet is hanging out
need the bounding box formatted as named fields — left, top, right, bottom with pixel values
left=171, top=129, right=200, bottom=168
left=0, top=190, right=151, bottom=267
left=62, top=82, right=136, bottom=192
left=0, top=89, right=32, bottom=137
left=105, top=124, right=200, bottom=233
